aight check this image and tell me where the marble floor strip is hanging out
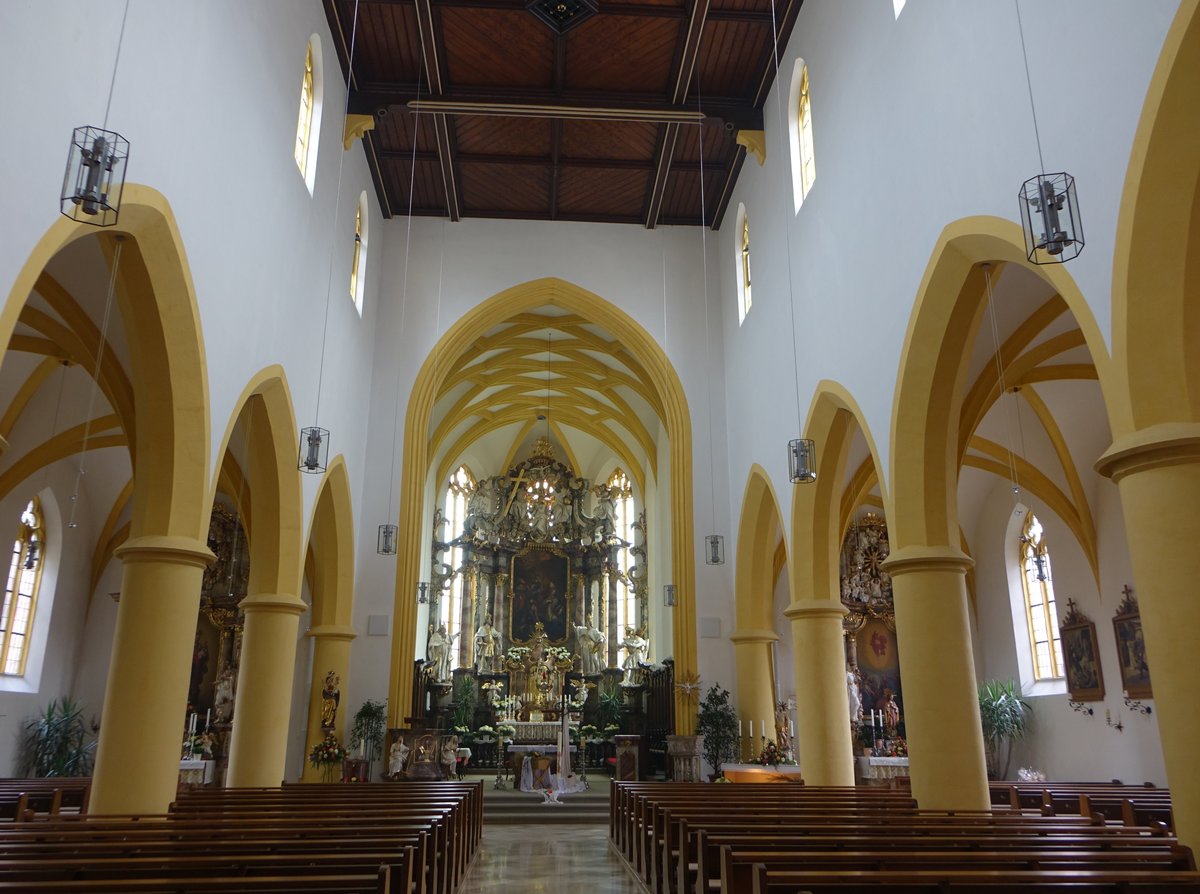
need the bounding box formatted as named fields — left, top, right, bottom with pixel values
left=457, top=823, right=642, bottom=893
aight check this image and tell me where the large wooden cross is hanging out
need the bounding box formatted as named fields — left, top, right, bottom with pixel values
left=503, top=470, right=529, bottom=516
left=1122, top=584, right=1134, bottom=599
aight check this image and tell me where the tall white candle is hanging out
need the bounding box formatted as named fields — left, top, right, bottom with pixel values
left=749, top=720, right=754, bottom=738
left=789, top=720, right=795, bottom=738
left=738, top=720, right=743, bottom=738
left=205, top=708, right=211, bottom=731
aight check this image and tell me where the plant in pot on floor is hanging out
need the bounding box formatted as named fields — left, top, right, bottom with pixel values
left=978, top=678, right=1032, bottom=780
left=349, top=698, right=387, bottom=780
left=18, top=697, right=96, bottom=778
left=695, top=684, right=738, bottom=781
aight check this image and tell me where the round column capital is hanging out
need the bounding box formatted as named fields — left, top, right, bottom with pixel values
left=114, top=535, right=215, bottom=569
left=881, top=545, right=973, bottom=577
left=783, top=599, right=849, bottom=622
left=729, top=628, right=781, bottom=645
left=308, top=624, right=358, bottom=642
left=239, top=593, right=307, bottom=616
left=1095, top=422, right=1200, bottom=482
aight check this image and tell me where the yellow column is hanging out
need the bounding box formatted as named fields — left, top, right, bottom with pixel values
left=1097, top=424, right=1200, bottom=851
left=225, top=594, right=307, bottom=787
left=881, top=546, right=988, bottom=810
left=785, top=600, right=854, bottom=785
left=300, top=624, right=356, bottom=782
left=730, top=629, right=779, bottom=759
left=90, top=536, right=213, bottom=815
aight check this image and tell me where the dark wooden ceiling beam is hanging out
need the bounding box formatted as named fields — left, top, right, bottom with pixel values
left=414, top=0, right=460, bottom=220
left=352, top=89, right=759, bottom=129
left=359, top=0, right=773, bottom=23
left=644, top=0, right=710, bottom=229
left=753, top=0, right=805, bottom=107
left=381, top=149, right=711, bottom=173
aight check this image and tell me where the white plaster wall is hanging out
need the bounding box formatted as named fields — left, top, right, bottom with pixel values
left=718, top=0, right=1178, bottom=544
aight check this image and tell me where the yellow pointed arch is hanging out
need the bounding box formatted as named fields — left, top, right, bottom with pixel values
left=735, top=464, right=788, bottom=633
left=209, top=366, right=304, bottom=600
left=305, top=455, right=356, bottom=629
left=1111, top=0, right=1200, bottom=433
left=889, top=215, right=1116, bottom=551
left=1, top=184, right=211, bottom=542
left=388, top=277, right=697, bottom=732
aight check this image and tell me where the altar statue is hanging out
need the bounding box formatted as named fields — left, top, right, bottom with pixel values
left=618, top=626, right=648, bottom=686
left=846, top=668, right=862, bottom=724
left=883, top=689, right=900, bottom=733
left=427, top=624, right=459, bottom=683
left=574, top=616, right=606, bottom=675
left=320, top=670, right=340, bottom=729
left=213, top=666, right=236, bottom=723
left=388, top=737, right=410, bottom=776
left=474, top=614, right=502, bottom=674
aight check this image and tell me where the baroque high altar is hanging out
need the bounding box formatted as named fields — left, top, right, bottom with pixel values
left=426, top=438, right=650, bottom=720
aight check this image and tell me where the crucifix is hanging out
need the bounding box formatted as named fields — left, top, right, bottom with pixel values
left=503, top=470, right=529, bottom=516
left=1121, top=584, right=1134, bottom=599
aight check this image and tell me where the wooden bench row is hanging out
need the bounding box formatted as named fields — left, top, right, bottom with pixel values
left=0, top=778, right=91, bottom=822
left=0, top=779, right=480, bottom=894
left=989, top=781, right=1174, bottom=830
left=612, top=781, right=1200, bottom=894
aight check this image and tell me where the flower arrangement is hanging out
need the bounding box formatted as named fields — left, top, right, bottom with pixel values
left=308, top=733, right=349, bottom=782
left=755, top=741, right=798, bottom=767
left=505, top=646, right=530, bottom=662
left=603, top=723, right=620, bottom=739
left=475, top=725, right=496, bottom=742
left=579, top=724, right=599, bottom=740
left=452, top=724, right=472, bottom=743
left=545, top=645, right=572, bottom=662
left=496, top=723, right=517, bottom=740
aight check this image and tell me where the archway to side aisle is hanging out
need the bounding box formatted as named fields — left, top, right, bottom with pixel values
left=789, top=381, right=886, bottom=786
left=301, top=456, right=357, bottom=781
left=732, top=465, right=785, bottom=761
left=0, top=184, right=212, bottom=814
left=888, top=215, right=1115, bottom=812
left=387, top=277, right=698, bottom=733
left=210, top=367, right=307, bottom=788
left=1102, top=0, right=1200, bottom=850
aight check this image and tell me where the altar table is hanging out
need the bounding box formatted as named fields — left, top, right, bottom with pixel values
left=856, top=755, right=909, bottom=780
left=721, top=762, right=804, bottom=783
left=178, top=759, right=214, bottom=785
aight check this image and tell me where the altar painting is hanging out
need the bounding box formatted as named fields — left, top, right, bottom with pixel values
left=856, top=616, right=903, bottom=719
left=509, top=547, right=570, bottom=644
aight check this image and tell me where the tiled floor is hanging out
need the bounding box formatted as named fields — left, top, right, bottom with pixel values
left=458, top=824, right=641, bottom=893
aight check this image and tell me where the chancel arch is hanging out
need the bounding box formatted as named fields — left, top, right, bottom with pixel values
left=388, top=277, right=697, bottom=744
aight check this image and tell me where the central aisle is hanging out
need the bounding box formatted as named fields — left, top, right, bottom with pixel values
left=457, top=824, right=639, bottom=893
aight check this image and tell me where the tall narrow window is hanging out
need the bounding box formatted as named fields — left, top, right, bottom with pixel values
left=609, top=470, right=637, bottom=634
left=442, top=465, right=476, bottom=668
left=294, top=42, right=315, bottom=176
left=1019, top=513, right=1063, bottom=681
left=1, top=499, right=44, bottom=676
left=740, top=212, right=753, bottom=322
left=349, top=193, right=367, bottom=315
left=796, top=64, right=816, bottom=202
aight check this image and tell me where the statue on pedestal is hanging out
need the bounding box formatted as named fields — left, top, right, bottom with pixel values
left=388, top=737, right=410, bottom=776
left=846, top=668, right=862, bottom=724
left=574, top=615, right=606, bottom=675
left=618, top=626, right=648, bottom=686
left=427, top=624, right=459, bottom=684
left=474, top=613, right=502, bottom=674
left=320, top=670, right=340, bottom=730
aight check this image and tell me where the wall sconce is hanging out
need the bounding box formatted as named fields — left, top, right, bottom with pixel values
left=1124, top=696, right=1152, bottom=716
left=1068, top=701, right=1093, bottom=716
left=1105, top=708, right=1124, bottom=733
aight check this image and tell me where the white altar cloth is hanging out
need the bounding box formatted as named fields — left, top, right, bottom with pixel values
left=856, top=755, right=909, bottom=779
left=178, top=759, right=214, bottom=785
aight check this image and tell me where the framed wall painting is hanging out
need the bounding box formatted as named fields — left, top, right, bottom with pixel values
left=1112, top=588, right=1152, bottom=699
left=1059, top=599, right=1104, bottom=701
left=509, top=545, right=571, bottom=644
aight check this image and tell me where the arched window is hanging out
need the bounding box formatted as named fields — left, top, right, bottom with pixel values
left=442, top=465, right=476, bottom=667
left=788, top=61, right=816, bottom=211
left=734, top=203, right=753, bottom=325
left=1, top=499, right=44, bottom=676
left=892, top=0, right=907, bottom=18
left=349, top=193, right=368, bottom=315
left=293, top=37, right=323, bottom=194
left=608, top=470, right=637, bottom=634
left=1019, top=513, right=1064, bottom=681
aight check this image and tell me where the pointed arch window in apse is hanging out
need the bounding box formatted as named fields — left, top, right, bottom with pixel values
left=1020, top=512, right=1063, bottom=681
left=442, top=465, right=476, bottom=668
left=1, top=499, right=44, bottom=676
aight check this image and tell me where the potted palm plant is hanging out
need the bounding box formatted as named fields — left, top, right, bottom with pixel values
left=978, top=678, right=1032, bottom=779
left=349, top=698, right=387, bottom=780
left=18, top=697, right=96, bottom=777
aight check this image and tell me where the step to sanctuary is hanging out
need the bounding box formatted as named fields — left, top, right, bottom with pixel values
left=478, top=775, right=612, bottom=825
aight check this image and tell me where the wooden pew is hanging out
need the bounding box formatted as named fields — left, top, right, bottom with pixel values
left=749, top=865, right=1200, bottom=893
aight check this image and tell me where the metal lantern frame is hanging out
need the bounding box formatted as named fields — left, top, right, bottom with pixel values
left=704, top=534, right=725, bottom=566
left=788, top=438, right=817, bottom=484
left=298, top=426, right=330, bottom=474
left=1019, top=172, right=1084, bottom=265
left=663, top=584, right=677, bottom=607
left=61, top=126, right=130, bottom=227
left=377, top=523, right=398, bottom=556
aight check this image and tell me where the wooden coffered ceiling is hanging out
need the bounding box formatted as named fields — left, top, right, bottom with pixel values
left=324, top=0, right=803, bottom=228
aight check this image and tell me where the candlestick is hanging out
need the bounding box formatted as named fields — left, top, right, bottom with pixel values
left=789, top=720, right=795, bottom=738
left=738, top=720, right=743, bottom=738
left=205, top=708, right=211, bottom=731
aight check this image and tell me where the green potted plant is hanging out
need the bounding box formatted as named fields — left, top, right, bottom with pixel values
left=594, top=677, right=623, bottom=733
left=978, top=678, right=1032, bottom=779
left=450, top=675, right=477, bottom=731
left=695, top=684, right=739, bottom=780
left=349, top=698, right=387, bottom=779
left=18, top=697, right=96, bottom=777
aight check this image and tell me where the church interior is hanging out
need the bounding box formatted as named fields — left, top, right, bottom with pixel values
left=2, top=0, right=1200, bottom=889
